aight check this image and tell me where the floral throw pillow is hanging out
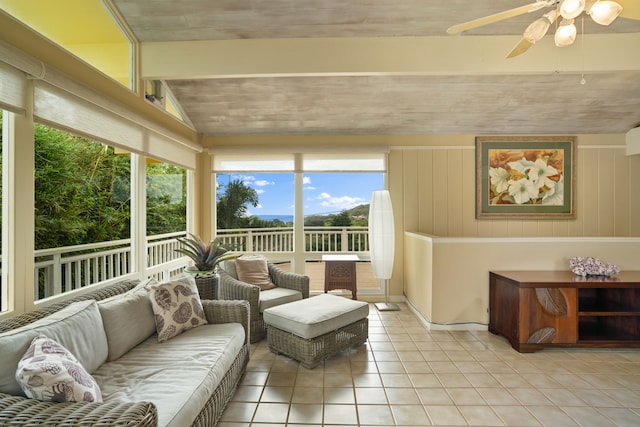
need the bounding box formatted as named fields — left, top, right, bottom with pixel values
left=148, top=277, right=208, bottom=342
left=15, top=335, right=102, bottom=403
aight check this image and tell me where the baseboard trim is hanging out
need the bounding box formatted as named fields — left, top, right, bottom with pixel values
left=405, top=298, right=488, bottom=331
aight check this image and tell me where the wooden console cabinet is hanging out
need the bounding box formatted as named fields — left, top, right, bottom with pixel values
left=489, top=271, right=640, bottom=352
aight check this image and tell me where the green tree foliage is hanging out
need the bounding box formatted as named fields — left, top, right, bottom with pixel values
left=34, top=125, right=131, bottom=249
left=330, top=210, right=352, bottom=227
left=216, top=179, right=259, bottom=229
left=146, top=162, right=186, bottom=235
left=27, top=123, right=186, bottom=249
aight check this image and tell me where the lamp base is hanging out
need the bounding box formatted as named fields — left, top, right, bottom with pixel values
left=375, top=302, right=400, bottom=312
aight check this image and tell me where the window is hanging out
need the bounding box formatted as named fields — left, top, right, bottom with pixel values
left=146, top=160, right=188, bottom=271
left=216, top=172, right=294, bottom=252
left=213, top=151, right=387, bottom=294
left=146, top=161, right=187, bottom=236
left=33, top=125, right=131, bottom=300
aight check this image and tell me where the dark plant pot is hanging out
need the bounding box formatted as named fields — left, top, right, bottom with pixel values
left=184, top=268, right=220, bottom=300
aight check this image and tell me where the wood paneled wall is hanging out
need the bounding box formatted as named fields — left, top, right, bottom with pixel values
left=394, top=144, right=640, bottom=238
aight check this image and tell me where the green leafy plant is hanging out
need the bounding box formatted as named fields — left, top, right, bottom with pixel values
left=175, top=233, right=239, bottom=272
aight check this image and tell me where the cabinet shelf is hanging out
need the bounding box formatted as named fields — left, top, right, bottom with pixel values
left=579, top=316, right=640, bottom=341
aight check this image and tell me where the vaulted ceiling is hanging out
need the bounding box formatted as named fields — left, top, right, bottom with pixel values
left=110, top=0, right=640, bottom=137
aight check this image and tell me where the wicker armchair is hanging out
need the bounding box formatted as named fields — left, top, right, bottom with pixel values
left=219, top=261, right=309, bottom=343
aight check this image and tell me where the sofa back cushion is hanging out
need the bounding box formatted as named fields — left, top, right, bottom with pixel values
left=0, top=300, right=108, bottom=396
left=98, top=279, right=157, bottom=361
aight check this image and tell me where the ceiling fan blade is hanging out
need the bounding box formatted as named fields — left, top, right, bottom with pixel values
left=617, top=0, right=640, bottom=19
left=446, top=2, right=551, bottom=34
left=506, top=38, right=534, bottom=58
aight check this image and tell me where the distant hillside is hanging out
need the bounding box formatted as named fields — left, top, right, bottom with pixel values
left=304, top=204, right=369, bottom=226
left=347, top=204, right=369, bottom=218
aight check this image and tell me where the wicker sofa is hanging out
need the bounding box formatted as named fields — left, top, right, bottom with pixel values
left=219, top=260, right=309, bottom=343
left=0, top=279, right=250, bottom=427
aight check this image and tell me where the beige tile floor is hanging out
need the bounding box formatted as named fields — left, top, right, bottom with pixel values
left=218, top=302, right=640, bottom=427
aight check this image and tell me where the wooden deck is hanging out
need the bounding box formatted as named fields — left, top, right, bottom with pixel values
left=278, top=261, right=380, bottom=294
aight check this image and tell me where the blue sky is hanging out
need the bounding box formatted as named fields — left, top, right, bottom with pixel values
left=217, top=173, right=384, bottom=216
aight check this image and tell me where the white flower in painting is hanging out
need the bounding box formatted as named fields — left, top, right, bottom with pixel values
left=528, top=159, right=559, bottom=189
left=489, top=167, right=510, bottom=193
left=508, top=178, right=538, bottom=204
left=508, top=157, right=535, bottom=174
left=542, top=174, right=564, bottom=205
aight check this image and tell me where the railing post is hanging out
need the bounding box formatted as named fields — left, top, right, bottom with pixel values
left=53, top=253, right=62, bottom=295
left=341, top=227, right=348, bottom=252
left=246, top=230, right=253, bottom=252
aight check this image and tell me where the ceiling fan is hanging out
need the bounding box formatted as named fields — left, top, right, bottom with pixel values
left=447, top=0, right=640, bottom=58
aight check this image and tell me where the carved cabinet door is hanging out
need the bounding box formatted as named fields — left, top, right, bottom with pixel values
left=520, top=287, right=578, bottom=345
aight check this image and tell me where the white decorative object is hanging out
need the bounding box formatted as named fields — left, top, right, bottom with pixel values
left=368, top=190, right=399, bottom=311
left=569, top=256, right=620, bottom=277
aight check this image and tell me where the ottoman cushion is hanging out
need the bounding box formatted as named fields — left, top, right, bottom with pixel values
left=263, top=294, right=369, bottom=339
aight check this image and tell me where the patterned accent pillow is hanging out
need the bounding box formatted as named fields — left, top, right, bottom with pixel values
left=148, top=276, right=208, bottom=342
left=235, top=255, right=277, bottom=291
left=15, top=335, right=102, bottom=403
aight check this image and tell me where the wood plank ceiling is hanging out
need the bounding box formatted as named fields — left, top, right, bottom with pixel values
left=111, top=0, right=640, bottom=136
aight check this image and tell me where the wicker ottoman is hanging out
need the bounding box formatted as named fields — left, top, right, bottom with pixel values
left=263, top=294, right=369, bottom=368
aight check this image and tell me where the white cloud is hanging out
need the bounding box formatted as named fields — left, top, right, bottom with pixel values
left=234, top=174, right=255, bottom=184
left=315, top=193, right=364, bottom=210
left=303, top=176, right=311, bottom=184
left=254, top=180, right=274, bottom=187
left=255, top=189, right=265, bottom=195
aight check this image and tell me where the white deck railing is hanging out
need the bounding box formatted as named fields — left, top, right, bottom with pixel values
left=32, top=227, right=369, bottom=299
left=34, top=232, right=185, bottom=299
left=216, top=226, right=369, bottom=253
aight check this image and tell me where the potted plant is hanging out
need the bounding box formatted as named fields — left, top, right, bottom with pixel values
left=175, top=233, right=239, bottom=299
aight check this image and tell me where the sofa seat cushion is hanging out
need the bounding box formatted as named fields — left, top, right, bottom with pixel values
left=258, top=287, right=302, bottom=313
left=92, top=322, right=245, bottom=427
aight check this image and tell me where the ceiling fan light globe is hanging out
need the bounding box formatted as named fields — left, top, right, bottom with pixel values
left=555, top=19, right=577, bottom=46
left=560, top=0, right=586, bottom=19
left=588, top=1, right=623, bottom=25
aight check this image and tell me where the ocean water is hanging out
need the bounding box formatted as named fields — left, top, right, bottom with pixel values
left=256, top=214, right=294, bottom=223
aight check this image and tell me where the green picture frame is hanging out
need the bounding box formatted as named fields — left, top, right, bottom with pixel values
left=476, top=136, right=576, bottom=219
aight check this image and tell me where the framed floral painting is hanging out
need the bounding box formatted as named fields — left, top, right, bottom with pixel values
left=476, top=136, right=575, bottom=219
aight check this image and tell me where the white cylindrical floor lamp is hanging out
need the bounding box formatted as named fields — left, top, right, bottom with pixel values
left=369, top=190, right=399, bottom=311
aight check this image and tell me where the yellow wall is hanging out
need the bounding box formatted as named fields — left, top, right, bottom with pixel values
left=395, top=134, right=640, bottom=327
left=405, top=233, right=640, bottom=326
left=392, top=134, right=640, bottom=238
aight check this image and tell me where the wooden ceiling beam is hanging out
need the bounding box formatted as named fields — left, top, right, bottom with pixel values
left=141, top=34, right=640, bottom=80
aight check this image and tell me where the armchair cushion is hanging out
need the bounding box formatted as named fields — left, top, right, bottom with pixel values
left=259, top=288, right=302, bottom=313
left=234, top=255, right=276, bottom=291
